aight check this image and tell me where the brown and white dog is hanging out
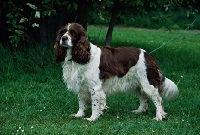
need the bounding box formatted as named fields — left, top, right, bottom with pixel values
left=55, top=23, right=179, bottom=121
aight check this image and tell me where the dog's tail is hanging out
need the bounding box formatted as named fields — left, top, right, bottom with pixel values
left=161, top=77, right=179, bottom=101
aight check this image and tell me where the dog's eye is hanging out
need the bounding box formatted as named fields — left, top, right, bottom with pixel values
left=61, top=29, right=67, bottom=35
left=69, top=29, right=75, bottom=34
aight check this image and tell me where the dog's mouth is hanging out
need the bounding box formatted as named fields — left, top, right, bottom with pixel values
left=60, top=42, right=68, bottom=47
left=60, top=40, right=72, bottom=48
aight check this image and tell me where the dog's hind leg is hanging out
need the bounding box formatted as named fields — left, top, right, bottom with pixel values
left=132, top=90, right=149, bottom=114
left=150, top=92, right=167, bottom=120
left=140, top=82, right=166, bottom=120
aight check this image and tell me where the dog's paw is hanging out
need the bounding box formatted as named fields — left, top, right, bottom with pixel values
left=70, top=113, right=84, bottom=118
left=161, top=112, right=167, bottom=119
left=103, top=105, right=109, bottom=110
left=153, top=117, right=162, bottom=121
left=153, top=110, right=167, bottom=121
left=84, top=117, right=97, bottom=122
left=131, top=109, right=147, bottom=114
left=100, top=105, right=109, bottom=111
left=132, top=110, right=142, bottom=114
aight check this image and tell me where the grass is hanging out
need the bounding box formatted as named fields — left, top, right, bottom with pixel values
left=1, top=27, right=200, bottom=134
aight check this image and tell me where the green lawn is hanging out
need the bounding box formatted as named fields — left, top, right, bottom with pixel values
left=1, top=27, right=200, bottom=134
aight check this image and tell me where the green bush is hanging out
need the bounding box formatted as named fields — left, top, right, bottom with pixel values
left=88, top=7, right=200, bottom=30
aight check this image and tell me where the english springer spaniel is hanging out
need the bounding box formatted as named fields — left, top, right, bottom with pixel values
left=54, top=23, right=179, bottom=121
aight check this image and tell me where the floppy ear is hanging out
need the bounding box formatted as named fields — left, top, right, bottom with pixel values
left=68, top=23, right=91, bottom=64
left=56, top=28, right=62, bottom=43
left=71, top=42, right=90, bottom=64
left=79, top=31, right=87, bottom=43
left=54, top=42, right=67, bottom=63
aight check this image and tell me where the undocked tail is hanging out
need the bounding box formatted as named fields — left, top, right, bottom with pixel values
left=161, top=77, right=179, bottom=101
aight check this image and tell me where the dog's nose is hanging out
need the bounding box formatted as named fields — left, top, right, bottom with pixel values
left=62, top=36, right=68, bottom=42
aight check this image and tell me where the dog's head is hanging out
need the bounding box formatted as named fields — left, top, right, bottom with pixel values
left=55, top=23, right=91, bottom=64
left=57, top=23, right=87, bottom=47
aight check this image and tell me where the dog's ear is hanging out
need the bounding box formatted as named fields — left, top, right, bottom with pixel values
left=56, top=28, right=62, bottom=43
left=69, top=23, right=90, bottom=64
left=54, top=42, right=67, bottom=63
left=71, top=23, right=87, bottom=43
left=72, top=31, right=91, bottom=64
left=79, top=31, right=87, bottom=43
left=71, top=41, right=90, bottom=64
left=54, top=26, right=67, bottom=63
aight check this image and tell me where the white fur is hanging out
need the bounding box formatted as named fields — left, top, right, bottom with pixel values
left=60, top=23, right=72, bottom=47
left=62, top=44, right=102, bottom=93
left=162, top=78, right=179, bottom=101
left=61, top=43, right=173, bottom=121
left=67, top=23, right=71, bottom=31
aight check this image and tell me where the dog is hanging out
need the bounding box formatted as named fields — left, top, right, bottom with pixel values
left=54, top=23, right=179, bottom=121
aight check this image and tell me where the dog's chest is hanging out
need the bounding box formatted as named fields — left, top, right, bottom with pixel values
left=62, top=58, right=102, bottom=93
left=62, top=62, right=87, bottom=91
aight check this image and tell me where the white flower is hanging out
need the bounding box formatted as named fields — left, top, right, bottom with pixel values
left=48, top=11, right=51, bottom=16
left=34, top=11, right=40, bottom=18
left=19, top=17, right=28, bottom=23
left=26, top=3, right=37, bottom=10
left=32, top=23, right=39, bottom=27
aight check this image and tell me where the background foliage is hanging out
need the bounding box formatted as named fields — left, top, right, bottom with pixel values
left=89, top=7, right=200, bottom=29
left=0, top=0, right=200, bottom=47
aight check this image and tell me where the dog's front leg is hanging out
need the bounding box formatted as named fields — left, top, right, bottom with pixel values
left=85, top=85, right=103, bottom=121
left=71, top=93, right=89, bottom=118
